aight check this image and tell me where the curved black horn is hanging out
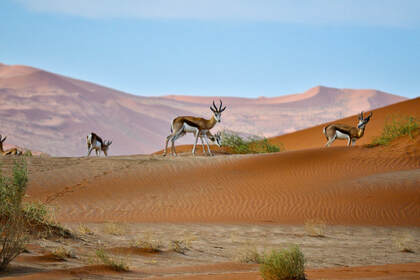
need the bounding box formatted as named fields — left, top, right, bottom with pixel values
left=219, top=99, right=223, bottom=111
left=212, top=100, right=217, bottom=110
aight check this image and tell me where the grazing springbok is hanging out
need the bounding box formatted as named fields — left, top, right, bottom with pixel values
left=0, top=135, right=22, bottom=155
left=198, top=130, right=222, bottom=155
left=323, top=111, right=373, bottom=147
left=163, top=100, right=226, bottom=156
left=86, top=132, right=112, bottom=156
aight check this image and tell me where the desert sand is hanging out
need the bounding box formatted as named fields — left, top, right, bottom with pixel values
left=1, top=98, right=419, bottom=279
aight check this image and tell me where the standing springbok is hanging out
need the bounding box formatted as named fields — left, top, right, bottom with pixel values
left=323, top=111, right=373, bottom=147
left=163, top=100, right=226, bottom=156
left=0, top=135, right=22, bottom=155
left=87, top=132, right=112, bottom=156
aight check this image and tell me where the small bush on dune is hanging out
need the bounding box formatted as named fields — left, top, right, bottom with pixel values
left=95, top=248, right=129, bottom=272
left=260, top=246, right=306, bottom=280
left=222, top=132, right=283, bottom=154
left=370, top=115, right=419, bottom=147
left=0, top=159, right=29, bottom=271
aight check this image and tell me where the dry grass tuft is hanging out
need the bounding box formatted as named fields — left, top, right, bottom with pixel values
left=133, top=234, right=162, bottom=253
left=51, top=246, right=75, bottom=261
left=78, top=224, right=95, bottom=235
left=304, top=220, right=326, bottom=238
left=393, top=232, right=415, bottom=253
left=95, top=248, right=129, bottom=272
left=236, top=242, right=264, bottom=264
left=103, top=223, right=126, bottom=236
left=170, top=240, right=189, bottom=254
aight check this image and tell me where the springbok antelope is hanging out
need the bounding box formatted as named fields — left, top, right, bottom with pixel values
left=323, top=111, right=373, bottom=147
left=163, top=100, right=226, bottom=156
left=87, top=132, right=112, bottom=156
left=198, top=130, right=222, bottom=155
left=0, top=135, right=22, bottom=155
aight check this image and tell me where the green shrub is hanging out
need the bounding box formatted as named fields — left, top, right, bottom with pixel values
left=23, top=150, right=33, bottom=157
left=0, top=159, right=29, bottom=271
left=260, top=246, right=306, bottom=280
left=222, top=132, right=283, bottom=154
left=371, top=115, right=419, bottom=146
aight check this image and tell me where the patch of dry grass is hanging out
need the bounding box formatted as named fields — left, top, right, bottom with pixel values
left=170, top=240, right=189, bottom=254
left=103, top=223, right=126, bottom=236
left=51, top=246, right=75, bottom=261
left=236, top=242, right=264, bottom=264
left=133, top=234, right=162, bottom=253
left=95, top=248, right=129, bottom=272
left=304, top=220, right=326, bottom=238
left=78, top=224, right=94, bottom=235
left=393, top=232, right=415, bottom=253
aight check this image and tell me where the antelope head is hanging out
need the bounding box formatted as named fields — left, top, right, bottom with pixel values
left=210, top=99, right=226, bottom=123
left=212, top=132, right=222, bottom=147
left=357, top=111, right=373, bottom=129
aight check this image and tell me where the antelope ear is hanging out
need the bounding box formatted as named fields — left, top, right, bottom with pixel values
left=210, top=106, right=216, bottom=113
left=220, top=106, right=226, bottom=112
left=2, top=136, right=6, bottom=142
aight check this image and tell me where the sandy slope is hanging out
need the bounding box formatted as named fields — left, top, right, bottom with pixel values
left=14, top=130, right=418, bottom=226
left=272, top=97, right=420, bottom=150
left=1, top=96, right=419, bottom=279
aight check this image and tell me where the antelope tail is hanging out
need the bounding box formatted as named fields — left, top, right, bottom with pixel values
left=323, top=126, right=328, bottom=140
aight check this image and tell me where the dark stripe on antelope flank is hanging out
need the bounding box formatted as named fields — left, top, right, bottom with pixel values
left=91, top=132, right=104, bottom=145
left=183, top=119, right=201, bottom=129
left=335, top=127, right=352, bottom=137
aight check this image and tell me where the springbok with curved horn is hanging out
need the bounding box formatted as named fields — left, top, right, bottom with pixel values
left=323, top=111, right=373, bottom=147
left=163, top=100, right=226, bottom=156
left=0, top=135, right=22, bottom=155
left=87, top=132, right=112, bottom=156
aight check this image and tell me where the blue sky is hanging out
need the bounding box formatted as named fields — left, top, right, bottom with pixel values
left=1, top=0, right=420, bottom=98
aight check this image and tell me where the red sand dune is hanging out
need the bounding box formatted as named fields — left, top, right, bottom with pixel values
left=4, top=262, right=420, bottom=279
left=271, top=97, right=420, bottom=150
left=25, top=128, right=420, bottom=226
left=0, top=62, right=406, bottom=156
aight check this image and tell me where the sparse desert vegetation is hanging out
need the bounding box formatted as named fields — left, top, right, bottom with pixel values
left=51, top=246, right=75, bottom=261
left=0, top=159, right=28, bottom=271
left=170, top=240, right=189, bottom=254
left=95, top=248, right=130, bottom=272
left=236, top=242, right=264, bottom=264
left=393, top=232, right=416, bottom=253
left=103, top=222, right=126, bottom=236
left=222, top=131, right=283, bottom=154
left=132, top=234, right=162, bottom=253
left=370, top=115, right=419, bottom=146
left=260, top=246, right=306, bottom=280
left=304, top=220, right=327, bottom=238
